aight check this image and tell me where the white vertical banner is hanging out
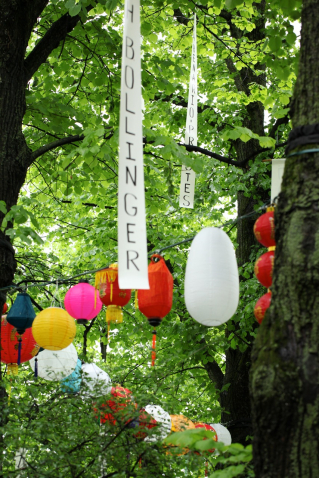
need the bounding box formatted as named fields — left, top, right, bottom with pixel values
left=271, top=158, right=286, bottom=203
left=179, top=14, right=197, bottom=209
left=118, top=0, right=149, bottom=289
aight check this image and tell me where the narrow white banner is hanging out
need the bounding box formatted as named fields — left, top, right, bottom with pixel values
left=118, top=0, right=149, bottom=290
left=179, top=14, right=197, bottom=209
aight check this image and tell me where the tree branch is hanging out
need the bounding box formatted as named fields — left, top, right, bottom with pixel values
left=31, top=134, right=84, bottom=161
left=268, top=114, right=290, bottom=139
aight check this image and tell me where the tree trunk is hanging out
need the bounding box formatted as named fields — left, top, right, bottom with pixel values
left=250, top=1, right=319, bottom=476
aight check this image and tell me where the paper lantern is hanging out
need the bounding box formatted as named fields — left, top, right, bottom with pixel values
left=60, top=358, right=82, bottom=394
left=81, top=363, right=112, bottom=397
left=29, top=343, right=78, bottom=381
left=253, top=209, right=276, bottom=248
left=32, top=307, right=76, bottom=351
left=254, top=292, right=272, bottom=324
left=1, top=316, right=39, bottom=374
left=254, top=251, right=275, bottom=288
left=7, top=293, right=36, bottom=334
left=64, top=281, right=103, bottom=324
left=170, top=414, right=195, bottom=433
left=131, top=410, right=158, bottom=440
left=185, top=228, right=239, bottom=326
left=2, top=303, right=7, bottom=314
left=97, top=386, right=136, bottom=426
left=144, top=404, right=172, bottom=442
left=96, top=264, right=131, bottom=324
left=210, top=423, right=232, bottom=446
left=194, top=423, right=217, bottom=453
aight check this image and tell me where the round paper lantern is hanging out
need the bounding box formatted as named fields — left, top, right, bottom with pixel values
left=1, top=316, right=39, bottom=374
left=194, top=423, right=217, bottom=453
left=29, top=343, right=78, bottom=381
left=32, top=307, right=76, bottom=351
left=6, top=293, right=36, bottom=334
left=254, top=292, right=272, bottom=324
left=81, top=363, right=112, bottom=397
left=185, top=228, right=239, bottom=326
left=131, top=410, right=158, bottom=440
left=144, top=404, right=172, bottom=442
left=96, top=264, right=131, bottom=324
left=60, top=358, right=82, bottom=394
left=210, top=423, right=232, bottom=446
left=64, top=281, right=103, bottom=324
left=170, top=414, right=195, bottom=433
left=97, top=386, right=136, bottom=426
left=253, top=209, right=276, bottom=248
left=254, top=251, right=275, bottom=288
left=2, top=303, right=8, bottom=314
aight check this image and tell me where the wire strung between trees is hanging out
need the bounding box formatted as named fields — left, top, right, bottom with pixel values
left=0, top=200, right=271, bottom=293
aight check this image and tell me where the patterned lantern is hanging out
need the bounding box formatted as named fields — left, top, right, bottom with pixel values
left=131, top=410, right=158, bottom=440
left=64, top=281, right=103, bottom=325
left=254, top=251, right=275, bottom=288
left=254, top=292, right=272, bottom=324
left=7, top=293, right=36, bottom=334
left=95, top=264, right=131, bottom=327
left=138, top=255, right=173, bottom=366
left=0, top=316, right=39, bottom=374
left=60, top=358, right=82, bottom=394
left=97, top=386, right=136, bottom=426
left=144, top=405, right=172, bottom=442
left=253, top=208, right=275, bottom=248
left=32, top=307, right=76, bottom=351
left=29, top=343, right=78, bottom=381
left=194, top=423, right=217, bottom=453
left=168, top=415, right=195, bottom=455
left=185, top=228, right=239, bottom=326
left=81, top=363, right=112, bottom=397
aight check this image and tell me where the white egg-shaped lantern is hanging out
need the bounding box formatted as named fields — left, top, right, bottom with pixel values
left=144, top=404, right=172, bottom=442
left=210, top=423, right=232, bottom=445
left=81, top=363, right=112, bottom=397
left=185, top=227, right=239, bottom=326
left=29, top=343, right=77, bottom=381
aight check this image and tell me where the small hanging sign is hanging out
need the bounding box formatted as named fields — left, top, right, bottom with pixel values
left=179, top=14, right=197, bottom=209
left=118, top=0, right=149, bottom=289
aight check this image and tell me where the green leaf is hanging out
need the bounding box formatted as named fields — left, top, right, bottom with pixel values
left=269, top=36, right=282, bottom=52
left=69, top=3, right=81, bottom=16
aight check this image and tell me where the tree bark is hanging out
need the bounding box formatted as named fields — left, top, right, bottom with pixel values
left=250, top=1, right=319, bottom=476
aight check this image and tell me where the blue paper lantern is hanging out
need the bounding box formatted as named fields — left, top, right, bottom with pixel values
left=7, top=293, right=36, bottom=334
left=60, top=359, right=82, bottom=394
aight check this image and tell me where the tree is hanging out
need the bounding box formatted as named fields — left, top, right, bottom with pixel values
left=0, top=0, right=301, bottom=476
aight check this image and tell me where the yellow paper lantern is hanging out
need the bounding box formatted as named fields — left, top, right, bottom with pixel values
left=32, top=307, right=76, bottom=351
left=167, top=415, right=196, bottom=456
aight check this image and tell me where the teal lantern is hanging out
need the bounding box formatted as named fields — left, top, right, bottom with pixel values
left=60, top=359, right=82, bottom=394
left=7, top=293, right=36, bottom=365
left=7, top=293, right=36, bottom=335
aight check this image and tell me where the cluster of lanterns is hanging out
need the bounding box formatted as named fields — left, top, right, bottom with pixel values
left=253, top=207, right=276, bottom=324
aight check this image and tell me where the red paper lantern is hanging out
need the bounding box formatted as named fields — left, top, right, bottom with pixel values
left=254, top=292, right=272, bottom=324
left=2, top=303, right=7, bottom=314
left=95, top=264, right=131, bottom=325
left=133, top=410, right=158, bottom=440
left=254, top=251, right=275, bottom=288
left=138, top=254, right=174, bottom=366
left=194, top=423, right=218, bottom=453
left=253, top=209, right=276, bottom=248
left=0, top=316, right=39, bottom=374
left=97, top=386, right=137, bottom=426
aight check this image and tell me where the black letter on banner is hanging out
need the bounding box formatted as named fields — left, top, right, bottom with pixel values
left=126, top=37, right=134, bottom=60
left=127, top=223, right=136, bottom=243
left=184, top=183, right=190, bottom=193
left=189, top=107, right=194, bottom=118
left=126, top=165, right=137, bottom=186
left=124, top=193, right=138, bottom=216
left=125, top=66, right=134, bottom=89
left=127, top=250, right=140, bottom=270
left=126, top=142, right=136, bottom=161
left=125, top=116, right=135, bottom=135
left=186, top=172, right=191, bottom=181
left=183, top=195, right=190, bottom=207
left=127, top=4, right=134, bottom=22
left=188, top=137, right=194, bottom=145
left=126, top=93, right=135, bottom=114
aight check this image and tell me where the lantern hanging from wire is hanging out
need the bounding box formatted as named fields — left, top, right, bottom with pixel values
left=143, top=404, right=172, bottom=442
left=95, top=264, right=131, bottom=336
left=129, top=410, right=158, bottom=440
left=253, top=208, right=276, bottom=248
left=210, top=423, right=232, bottom=446
left=81, top=363, right=112, bottom=397
left=0, top=316, right=39, bottom=374
left=167, top=415, right=195, bottom=455
left=194, top=423, right=218, bottom=453
left=29, top=343, right=78, bottom=381
left=64, top=281, right=103, bottom=325
left=60, top=358, right=82, bottom=394
left=96, top=385, right=137, bottom=426
left=32, top=307, right=76, bottom=351
left=254, top=250, right=275, bottom=288
left=254, top=291, right=272, bottom=324
left=137, top=254, right=173, bottom=366
left=185, top=228, right=239, bottom=327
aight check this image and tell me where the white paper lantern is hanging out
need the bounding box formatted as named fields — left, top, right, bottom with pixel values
left=81, top=363, right=112, bottom=397
left=185, top=227, right=239, bottom=326
left=210, top=423, right=232, bottom=445
left=144, top=404, right=172, bottom=442
left=29, top=343, right=77, bottom=381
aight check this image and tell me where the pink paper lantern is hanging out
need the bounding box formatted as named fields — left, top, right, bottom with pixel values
left=64, top=281, right=102, bottom=324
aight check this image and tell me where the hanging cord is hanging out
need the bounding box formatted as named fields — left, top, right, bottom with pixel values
left=34, top=357, right=38, bottom=378
left=17, top=336, right=22, bottom=365
left=151, top=329, right=157, bottom=367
